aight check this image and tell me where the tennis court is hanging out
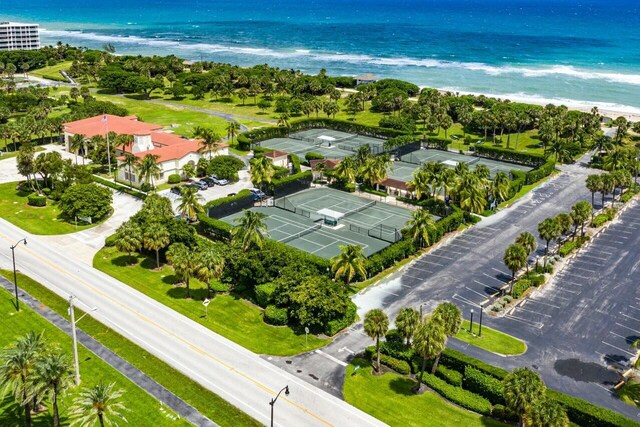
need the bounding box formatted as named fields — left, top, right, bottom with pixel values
left=256, top=128, right=386, bottom=160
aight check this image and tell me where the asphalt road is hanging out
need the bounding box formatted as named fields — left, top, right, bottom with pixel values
left=0, top=219, right=383, bottom=427
left=272, top=157, right=640, bottom=420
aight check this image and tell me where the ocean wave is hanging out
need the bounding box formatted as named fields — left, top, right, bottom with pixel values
left=40, top=29, right=640, bottom=86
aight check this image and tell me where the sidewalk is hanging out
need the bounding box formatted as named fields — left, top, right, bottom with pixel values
left=0, top=276, right=217, bottom=427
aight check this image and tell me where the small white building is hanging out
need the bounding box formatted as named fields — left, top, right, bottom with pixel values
left=355, top=73, right=379, bottom=86
left=0, top=22, right=40, bottom=51
left=264, top=150, right=289, bottom=168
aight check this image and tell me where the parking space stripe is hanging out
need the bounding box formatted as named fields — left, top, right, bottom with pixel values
left=526, top=299, right=561, bottom=309
left=503, top=314, right=544, bottom=329
left=473, top=280, right=501, bottom=293
left=601, top=341, right=635, bottom=356
left=615, top=322, right=640, bottom=335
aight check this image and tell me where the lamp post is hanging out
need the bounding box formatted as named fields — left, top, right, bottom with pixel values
left=9, top=238, right=27, bottom=311
left=469, top=309, right=474, bottom=334
left=478, top=304, right=483, bottom=337
left=420, top=303, right=424, bottom=318
left=269, top=385, right=289, bottom=427
left=68, top=295, right=97, bottom=386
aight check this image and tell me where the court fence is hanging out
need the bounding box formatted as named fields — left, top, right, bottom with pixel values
left=349, top=223, right=402, bottom=243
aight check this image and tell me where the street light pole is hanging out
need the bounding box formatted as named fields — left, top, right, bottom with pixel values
left=9, top=238, right=27, bottom=312
left=68, top=295, right=97, bottom=386
left=479, top=304, right=483, bottom=337
left=469, top=309, right=474, bottom=334
left=269, top=385, right=289, bottom=427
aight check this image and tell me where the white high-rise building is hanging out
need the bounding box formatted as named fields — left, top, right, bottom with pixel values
left=0, top=22, right=40, bottom=51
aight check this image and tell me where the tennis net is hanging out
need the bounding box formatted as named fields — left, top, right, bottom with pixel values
left=342, top=200, right=376, bottom=219
left=280, top=223, right=322, bottom=243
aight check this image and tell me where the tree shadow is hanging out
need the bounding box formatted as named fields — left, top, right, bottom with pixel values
left=166, top=285, right=208, bottom=301
left=625, top=335, right=640, bottom=345
left=388, top=376, right=417, bottom=396
left=139, top=257, right=158, bottom=271
left=161, top=274, right=177, bottom=285
left=110, top=255, right=138, bottom=268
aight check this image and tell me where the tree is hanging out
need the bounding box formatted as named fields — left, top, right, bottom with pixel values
left=395, top=307, right=420, bottom=345
left=585, top=174, right=602, bottom=213
left=194, top=127, right=221, bottom=160
left=119, top=153, right=138, bottom=187
left=196, top=247, right=225, bottom=298
left=504, top=243, right=527, bottom=287
left=538, top=217, right=561, bottom=263
left=166, top=242, right=199, bottom=299
left=177, top=186, right=204, bottom=221
left=237, top=88, right=250, bottom=105
left=249, top=156, right=275, bottom=196
left=32, top=351, right=73, bottom=427
left=457, top=174, right=487, bottom=214
left=407, top=208, right=435, bottom=248
left=70, top=134, right=86, bottom=165
left=231, top=210, right=269, bottom=252
left=431, top=302, right=462, bottom=373
left=114, top=221, right=142, bottom=264
left=332, top=157, right=357, bottom=184
left=34, top=151, right=64, bottom=188
left=363, top=309, right=389, bottom=372
left=570, top=200, right=592, bottom=238
left=503, top=367, right=546, bottom=427
left=331, top=244, right=367, bottom=284
left=59, top=183, right=113, bottom=222
left=491, top=171, right=510, bottom=206
left=136, top=154, right=161, bottom=189
left=515, top=232, right=536, bottom=272
left=70, top=381, right=128, bottom=427
left=600, top=173, right=615, bottom=208
left=226, top=121, right=241, bottom=144
left=16, top=143, right=36, bottom=190
left=554, top=212, right=572, bottom=236
left=412, top=315, right=446, bottom=393
left=143, top=222, right=170, bottom=269
left=524, top=398, right=569, bottom=427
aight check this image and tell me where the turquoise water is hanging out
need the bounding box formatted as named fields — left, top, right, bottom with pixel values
left=5, top=0, right=640, bottom=112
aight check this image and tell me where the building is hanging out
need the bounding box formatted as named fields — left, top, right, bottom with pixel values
left=355, top=73, right=378, bottom=86
left=63, top=114, right=228, bottom=186
left=0, top=22, right=40, bottom=51
left=309, top=158, right=341, bottom=181
left=264, top=150, right=289, bottom=168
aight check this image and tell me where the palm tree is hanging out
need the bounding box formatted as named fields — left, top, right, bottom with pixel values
left=70, top=381, right=128, bottom=427
left=515, top=232, right=536, bottom=272
left=503, top=367, right=546, bottom=427
left=231, top=210, right=269, bottom=252
left=249, top=156, right=275, bottom=197
left=585, top=174, right=602, bottom=215
left=331, top=244, right=367, bottom=284
left=524, top=398, right=569, bottom=427
left=363, top=309, right=389, bottom=372
left=412, top=315, right=446, bottom=393
left=32, top=351, right=73, bottom=427
left=407, top=209, right=435, bottom=248
left=137, top=154, right=161, bottom=189
left=142, top=222, right=170, bottom=269
left=196, top=248, right=225, bottom=298
left=119, top=153, right=138, bottom=187
left=457, top=174, right=487, bottom=214
left=166, top=243, right=199, bottom=299
left=570, top=200, right=592, bottom=238
left=177, top=186, right=204, bottom=221
left=407, top=168, right=431, bottom=200
left=195, top=128, right=222, bottom=160
left=491, top=171, right=510, bottom=207
left=431, top=302, right=462, bottom=373
left=395, top=307, right=420, bottom=345
left=538, top=217, right=561, bottom=264
left=332, top=157, right=357, bottom=184
left=554, top=212, right=572, bottom=236
left=504, top=243, right=527, bottom=289
left=70, top=134, right=86, bottom=165
left=226, top=122, right=241, bottom=144
left=600, top=173, right=615, bottom=208
left=114, top=221, right=143, bottom=265
left=276, top=113, right=290, bottom=128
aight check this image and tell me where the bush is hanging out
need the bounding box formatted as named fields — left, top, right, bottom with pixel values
left=236, top=134, right=251, bottom=151
left=511, top=278, right=532, bottom=299
left=324, top=301, right=357, bottom=336
left=439, top=348, right=509, bottom=380
left=436, top=365, right=463, bottom=387
left=463, top=366, right=505, bottom=405
left=547, top=389, right=639, bottom=427
left=525, top=157, right=556, bottom=184
left=27, top=195, right=46, bottom=207
left=269, top=171, right=313, bottom=196
left=255, top=282, right=276, bottom=308
left=365, top=239, right=418, bottom=277
left=380, top=354, right=412, bottom=375
left=197, top=214, right=233, bottom=240
left=289, top=154, right=301, bottom=174
left=305, top=151, right=324, bottom=162
left=420, top=373, right=492, bottom=416
left=492, top=404, right=518, bottom=423
left=474, top=144, right=546, bottom=167
left=104, top=233, right=117, bottom=247
left=59, top=183, right=112, bottom=221
left=263, top=305, right=288, bottom=326
left=208, top=155, right=245, bottom=181
left=209, top=281, right=230, bottom=293
left=559, top=236, right=590, bottom=257
left=167, top=174, right=181, bottom=184
left=42, top=187, right=52, bottom=196
left=591, top=214, right=609, bottom=228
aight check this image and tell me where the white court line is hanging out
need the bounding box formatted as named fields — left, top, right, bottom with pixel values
left=601, top=341, right=635, bottom=356
left=473, top=280, right=501, bottom=293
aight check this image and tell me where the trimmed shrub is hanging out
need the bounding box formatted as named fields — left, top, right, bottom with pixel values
left=289, top=154, right=301, bottom=173
left=42, top=187, right=52, bottom=196
left=547, top=389, right=639, bottom=427
left=167, top=174, right=181, bottom=184
left=463, top=366, right=505, bottom=405
left=324, top=301, right=357, bottom=336
left=305, top=151, right=324, bottom=162
left=380, top=354, right=412, bottom=375
left=436, top=365, right=463, bottom=387
left=197, top=214, right=233, bottom=240
left=237, top=133, right=251, bottom=150
left=511, top=278, right=532, bottom=299
left=27, top=195, right=46, bottom=207
left=269, top=171, right=313, bottom=196
left=264, top=305, right=288, bottom=326
left=208, top=155, right=245, bottom=181
left=420, top=373, right=492, bottom=416
left=439, top=348, right=509, bottom=380
left=365, top=239, right=418, bottom=277
left=492, top=404, right=519, bottom=423
left=591, top=213, right=609, bottom=228
left=209, top=281, right=230, bottom=293
left=525, top=157, right=556, bottom=184
left=474, top=144, right=546, bottom=166
left=255, top=282, right=276, bottom=308
left=104, top=233, right=117, bottom=247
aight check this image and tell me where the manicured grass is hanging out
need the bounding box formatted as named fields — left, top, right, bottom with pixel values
left=0, top=285, right=190, bottom=427
left=344, top=359, right=506, bottom=427
left=93, top=247, right=329, bottom=356
left=0, top=269, right=259, bottom=427
left=455, top=320, right=527, bottom=356
left=29, top=61, right=73, bottom=82
left=0, top=182, right=100, bottom=235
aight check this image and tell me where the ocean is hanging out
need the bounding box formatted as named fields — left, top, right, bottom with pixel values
left=4, top=0, right=640, bottom=113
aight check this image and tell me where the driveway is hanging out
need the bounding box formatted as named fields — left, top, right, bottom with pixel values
left=0, top=143, right=78, bottom=184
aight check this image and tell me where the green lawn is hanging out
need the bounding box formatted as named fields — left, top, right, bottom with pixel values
left=93, top=247, right=329, bottom=356
left=0, top=285, right=190, bottom=427
left=455, top=320, right=527, bottom=356
left=0, top=269, right=259, bottom=427
left=0, top=182, right=101, bottom=235
left=344, top=359, right=506, bottom=427
left=29, top=61, right=73, bottom=82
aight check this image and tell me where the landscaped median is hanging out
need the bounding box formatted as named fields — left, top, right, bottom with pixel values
left=0, top=269, right=260, bottom=427
left=454, top=319, right=527, bottom=356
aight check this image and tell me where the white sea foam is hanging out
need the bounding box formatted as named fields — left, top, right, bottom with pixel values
left=40, top=29, right=640, bottom=86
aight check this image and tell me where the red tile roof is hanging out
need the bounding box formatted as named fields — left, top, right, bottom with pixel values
left=379, top=178, right=409, bottom=191
left=265, top=150, right=289, bottom=159
left=64, top=115, right=162, bottom=138
left=129, top=140, right=201, bottom=163
left=310, top=159, right=341, bottom=171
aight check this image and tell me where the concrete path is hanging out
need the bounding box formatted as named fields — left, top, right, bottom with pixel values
left=0, top=143, right=77, bottom=184
left=0, top=276, right=216, bottom=427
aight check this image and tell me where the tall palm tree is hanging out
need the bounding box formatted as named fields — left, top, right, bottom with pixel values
left=70, top=381, right=128, bottom=427
left=142, top=222, right=170, bottom=269
left=431, top=302, right=462, bottom=373
left=491, top=171, right=510, bottom=207
left=231, top=210, right=269, bottom=252
left=196, top=248, right=225, bottom=298
left=119, top=153, right=138, bottom=187
left=515, top=232, right=536, bottom=272
left=226, top=122, right=241, bottom=144
left=412, top=315, right=446, bottom=393
left=195, top=128, right=222, bottom=160
left=407, top=168, right=431, bottom=200
left=166, top=242, right=199, bottom=299
left=70, top=134, right=86, bottom=165
left=538, top=217, right=561, bottom=264
left=407, top=209, right=435, bottom=248
left=524, top=399, right=569, bottom=427
left=249, top=156, right=275, bottom=197
left=395, top=307, right=420, bottom=346
left=585, top=174, right=602, bottom=214
left=504, top=243, right=527, bottom=288
left=600, top=173, right=615, bottom=208
left=363, top=309, right=389, bottom=372
left=32, top=351, right=73, bottom=427
left=177, top=186, right=204, bottom=221
left=570, top=200, right=592, bottom=238
left=457, top=174, right=487, bottom=214
left=114, top=221, right=143, bottom=265
left=503, top=367, right=546, bottom=427
left=136, top=154, right=161, bottom=190
left=330, top=244, right=367, bottom=284
left=332, top=157, right=357, bottom=185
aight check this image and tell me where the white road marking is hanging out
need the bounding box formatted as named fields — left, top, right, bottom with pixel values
left=315, top=350, right=348, bottom=367
left=601, top=341, right=635, bottom=356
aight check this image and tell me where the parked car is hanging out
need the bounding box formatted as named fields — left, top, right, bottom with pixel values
left=170, top=186, right=182, bottom=196
left=210, top=175, right=229, bottom=186
left=250, top=188, right=266, bottom=200
left=189, top=178, right=208, bottom=190
left=202, top=177, right=216, bottom=186
left=227, top=192, right=237, bottom=197
left=184, top=182, right=199, bottom=191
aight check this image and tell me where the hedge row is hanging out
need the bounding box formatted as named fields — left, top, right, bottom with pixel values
left=474, top=144, right=546, bottom=166
left=203, top=189, right=252, bottom=210
left=264, top=305, right=288, bottom=326
left=92, top=176, right=147, bottom=199
left=525, top=157, right=556, bottom=185
left=289, top=154, right=301, bottom=173
left=435, top=365, right=463, bottom=387
left=558, top=236, right=589, bottom=257
left=197, top=214, right=233, bottom=240
left=268, top=170, right=313, bottom=195
left=424, top=136, right=450, bottom=150
left=255, top=282, right=276, bottom=308
left=27, top=195, right=46, bottom=207
left=420, top=373, right=493, bottom=416
left=365, top=239, right=418, bottom=277
left=463, top=366, right=505, bottom=406
left=324, top=301, right=357, bottom=336
left=547, top=389, right=639, bottom=427
left=383, top=135, right=419, bottom=150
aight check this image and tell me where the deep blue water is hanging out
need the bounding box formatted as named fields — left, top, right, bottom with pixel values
left=4, top=0, right=640, bottom=112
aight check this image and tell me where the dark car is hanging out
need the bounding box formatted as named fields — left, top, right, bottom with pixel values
left=184, top=182, right=199, bottom=191
left=227, top=192, right=237, bottom=197
left=202, top=177, right=216, bottom=187
left=170, top=186, right=182, bottom=196
left=189, top=178, right=208, bottom=190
